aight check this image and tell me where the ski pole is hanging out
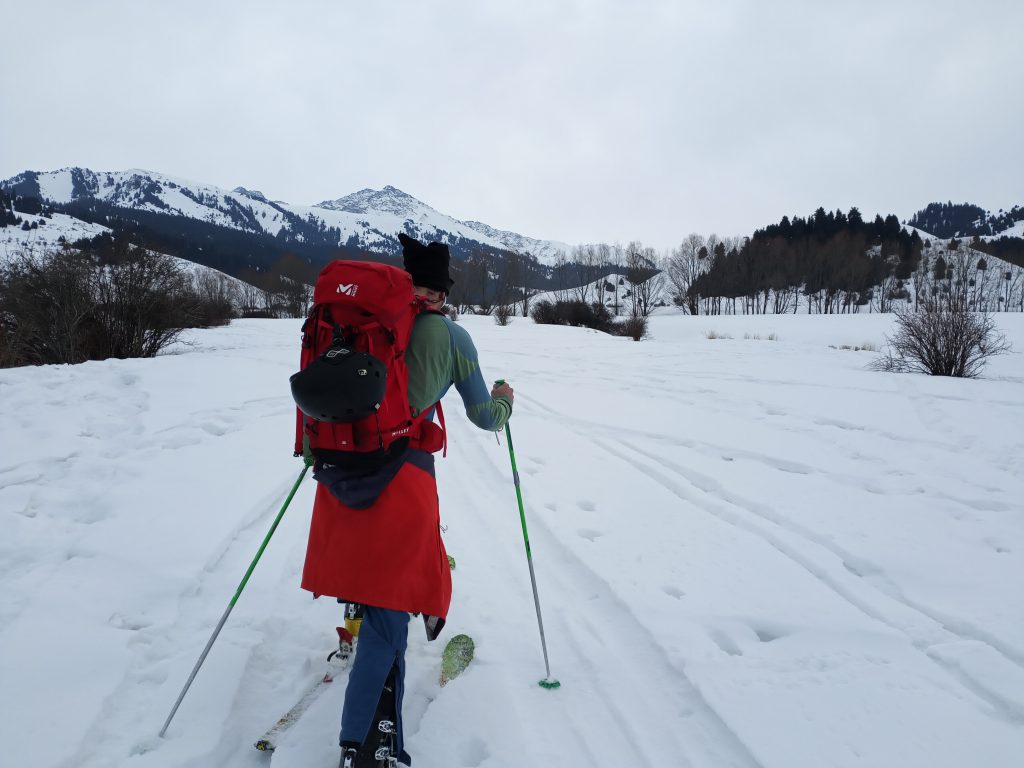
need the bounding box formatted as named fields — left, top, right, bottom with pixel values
left=495, top=381, right=560, bottom=690
left=159, top=458, right=313, bottom=738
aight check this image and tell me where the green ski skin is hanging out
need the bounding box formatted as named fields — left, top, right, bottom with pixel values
left=439, top=634, right=475, bottom=686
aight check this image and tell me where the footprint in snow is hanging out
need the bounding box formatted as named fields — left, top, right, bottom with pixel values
left=577, top=528, right=604, bottom=542
left=200, top=421, right=231, bottom=437
left=709, top=629, right=743, bottom=657
left=576, top=499, right=596, bottom=511
left=753, top=627, right=782, bottom=643
left=458, top=737, right=490, bottom=767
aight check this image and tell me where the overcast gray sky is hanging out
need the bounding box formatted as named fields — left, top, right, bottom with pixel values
left=2, top=0, right=1022, bottom=248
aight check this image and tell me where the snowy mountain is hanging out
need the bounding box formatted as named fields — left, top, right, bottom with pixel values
left=0, top=168, right=573, bottom=270
left=317, top=185, right=432, bottom=217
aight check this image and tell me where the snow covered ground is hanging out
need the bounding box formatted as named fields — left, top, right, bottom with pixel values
left=1, top=313, right=1022, bottom=768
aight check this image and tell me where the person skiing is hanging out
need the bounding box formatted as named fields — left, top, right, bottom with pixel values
left=300, top=233, right=513, bottom=768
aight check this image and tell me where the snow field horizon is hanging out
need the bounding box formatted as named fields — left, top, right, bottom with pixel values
left=1, top=312, right=1022, bottom=768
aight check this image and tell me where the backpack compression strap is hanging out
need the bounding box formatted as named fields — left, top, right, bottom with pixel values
left=436, top=400, right=447, bottom=458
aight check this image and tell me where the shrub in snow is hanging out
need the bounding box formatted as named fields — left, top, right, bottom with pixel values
left=615, top=315, right=648, bottom=341
left=531, top=299, right=614, bottom=333
left=871, top=301, right=1010, bottom=378
left=0, top=243, right=235, bottom=367
left=531, top=299, right=649, bottom=339
left=493, top=303, right=513, bottom=326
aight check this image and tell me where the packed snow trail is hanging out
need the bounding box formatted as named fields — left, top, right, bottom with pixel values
left=1, top=314, right=1022, bottom=768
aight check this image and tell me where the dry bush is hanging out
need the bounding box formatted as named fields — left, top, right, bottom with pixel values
left=614, top=315, right=648, bottom=341
left=493, top=303, right=514, bottom=326
left=832, top=342, right=878, bottom=352
left=530, top=300, right=614, bottom=333
left=530, top=299, right=648, bottom=340
left=871, top=301, right=1010, bottom=377
left=0, top=244, right=234, bottom=367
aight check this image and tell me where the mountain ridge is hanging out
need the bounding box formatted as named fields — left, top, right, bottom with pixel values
left=0, top=167, right=573, bottom=270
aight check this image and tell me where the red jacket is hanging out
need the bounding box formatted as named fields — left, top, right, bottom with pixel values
left=301, top=458, right=452, bottom=619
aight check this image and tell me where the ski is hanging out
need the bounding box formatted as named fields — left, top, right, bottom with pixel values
left=439, top=633, right=474, bottom=686
left=254, top=626, right=356, bottom=752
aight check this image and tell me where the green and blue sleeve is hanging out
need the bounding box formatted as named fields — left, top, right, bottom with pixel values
left=407, top=314, right=511, bottom=431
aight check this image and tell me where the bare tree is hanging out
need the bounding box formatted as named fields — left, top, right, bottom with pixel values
left=1001, top=265, right=1023, bottom=312
left=502, top=253, right=521, bottom=316
left=594, top=243, right=612, bottom=308
left=552, top=250, right=572, bottom=303
left=505, top=251, right=536, bottom=317
left=610, top=243, right=625, bottom=315
left=191, top=268, right=239, bottom=326
left=571, top=244, right=598, bottom=303
left=640, top=246, right=667, bottom=314
left=236, top=268, right=267, bottom=317
left=667, top=233, right=707, bottom=314
left=456, top=250, right=493, bottom=313
left=624, top=241, right=664, bottom=318
left=273, top=253, right=316, bottom=318
left=492, top=260, right=515, bottom=323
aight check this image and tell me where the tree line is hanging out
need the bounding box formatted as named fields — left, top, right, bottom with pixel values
left=908, top=201, right=1024, bottom=239
left=679, top=208, right=922, bottom=314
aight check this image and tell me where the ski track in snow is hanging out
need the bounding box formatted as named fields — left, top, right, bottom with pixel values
left=516, top=377, right=1024, bottom=723
left=455, top=428, right=762, bottom=768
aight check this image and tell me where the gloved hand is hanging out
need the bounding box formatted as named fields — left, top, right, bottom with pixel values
left=491, top=380, right=514, bottom=403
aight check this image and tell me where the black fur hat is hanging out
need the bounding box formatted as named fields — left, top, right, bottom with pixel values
left=399, top=233, right=455, bottom=292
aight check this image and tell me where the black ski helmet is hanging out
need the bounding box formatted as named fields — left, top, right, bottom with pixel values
left=290, top=341, right=387, bottom=423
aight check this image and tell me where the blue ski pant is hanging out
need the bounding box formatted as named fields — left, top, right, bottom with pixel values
left=340, top=606, right=410, bottom=759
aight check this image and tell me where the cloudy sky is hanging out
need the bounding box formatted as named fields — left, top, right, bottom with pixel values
left=2, top=1, right=1022, bottom=248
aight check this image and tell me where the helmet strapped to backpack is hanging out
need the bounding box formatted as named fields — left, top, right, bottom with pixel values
left=292, top=261, right=444, bottom=465
left=290, top=337, right=386, bottom=423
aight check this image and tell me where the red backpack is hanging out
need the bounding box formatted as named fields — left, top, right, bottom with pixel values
left=292, top=261, right=444, bottom=465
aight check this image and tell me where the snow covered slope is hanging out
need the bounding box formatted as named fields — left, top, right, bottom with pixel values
left=1, top=168, right=572, bottom=265
left=0, top=206, right=255, bottom=304
left=0, top=209, right=109, bottom=255
left=1, top=314, right=1023, bottom=768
